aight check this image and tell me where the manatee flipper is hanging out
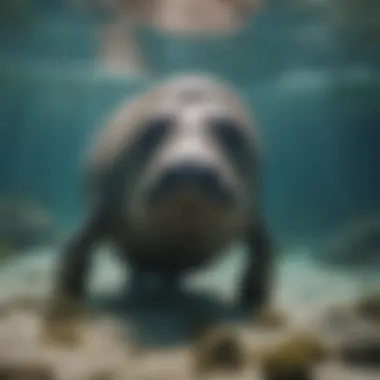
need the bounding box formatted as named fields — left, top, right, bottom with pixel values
left=238, top=220, right=273, bottom=312
left=52, top=146, right=134, bottom=302
left=53, top=199, right=113, bottom=302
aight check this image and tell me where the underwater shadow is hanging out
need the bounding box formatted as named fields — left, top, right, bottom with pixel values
left=90, top=283, right=247, bottom=348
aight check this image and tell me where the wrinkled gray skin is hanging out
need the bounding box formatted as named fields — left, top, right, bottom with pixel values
left=52, top=74, right=273, bottom=312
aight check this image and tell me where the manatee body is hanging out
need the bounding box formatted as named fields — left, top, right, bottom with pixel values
left=53, top=74, right=273, bottom=311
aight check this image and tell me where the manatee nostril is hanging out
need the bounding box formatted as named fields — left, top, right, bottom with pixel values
left=166, top=164, right=220, bottom=189
left=199, top=167, right=220, bottom=190
left=148, top=163, right=235, bottom=207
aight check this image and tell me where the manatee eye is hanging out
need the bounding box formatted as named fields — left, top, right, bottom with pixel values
left=134, top=116, right=173, bottom=153
left=210, top=117, right=252, bottom=174
left=210, top=117, right=247, bottom=153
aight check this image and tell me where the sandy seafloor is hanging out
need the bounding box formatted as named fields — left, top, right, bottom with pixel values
left=0, top=244, right=380, bottom=380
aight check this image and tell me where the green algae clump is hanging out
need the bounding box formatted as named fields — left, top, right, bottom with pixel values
left=260, top=333, right=329, bottom=380
left=192, top=325, right=246, bottom=374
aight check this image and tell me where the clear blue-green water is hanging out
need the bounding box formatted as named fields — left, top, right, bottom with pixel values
left=0, top=1, right=379, bottom=346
